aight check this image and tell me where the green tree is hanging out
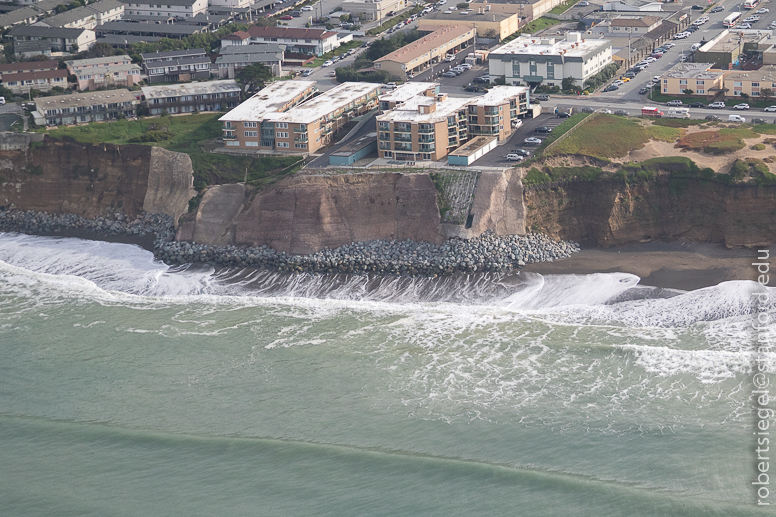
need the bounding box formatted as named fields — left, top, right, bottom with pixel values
left=561, top=76, right=577, bottom=91
left=456, top=2, right=469, bottom=8
left=83, top=42, right=118, bottom=59
left=683, top=88, right=694, bottom=95
left=236, top=63, right=273, bottom=92
left=761, top=88, right=773, bottom=102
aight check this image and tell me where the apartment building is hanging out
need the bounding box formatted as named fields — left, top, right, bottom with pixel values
left=66, top=55, right=142, bottom=90
left=33, top=89, right=138, bottom=126
left=659, top=63, right=724, bottom=96
left=220, top=81, right=380, bottom=154
left=0, top=60, right=67, bottom=94
left=417, top=3, right=521, bottom=40
left=341, top=0, right=406, bottom=22
left=142, top=79, right=240, bottom=115
left=141, top=48, right=211, bottom=83
left=120, top=0, right=207, bottom=18
left=609, top=15, right=662, bottom=33
left=378, top=82, right=439, bottom=111
left=209, top=0, right=253, bottom=9
left=374, top=25, right=476, bottom=81
left=14, top=40, right=52, bottom=58
left=37, top=0, right=124, bottom=30
left=489, top=32, right=612, bottom=88
left=376, top=86, right=528, bottom=162
left=220, top=26, right=340, bottom=56
left=7, top=25, right=96, bottom=52
left=0, top=7, right=40, bottom=30
left=215, top=45, right=283, bottom=78
left=724, top=65, right=776, bottom=98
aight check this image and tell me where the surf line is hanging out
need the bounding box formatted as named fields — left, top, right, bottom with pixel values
left=752, top=249, right=773, bottom=506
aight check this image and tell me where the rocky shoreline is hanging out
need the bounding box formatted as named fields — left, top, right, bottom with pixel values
left=0, top=209, right=580, bottom=275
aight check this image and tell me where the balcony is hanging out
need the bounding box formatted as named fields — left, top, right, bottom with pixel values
left=222, top=133, right=237, bottom=140
left=418, top=135, right=434, bottom=143
left=394, top=143, right=413, bottom=152
left=294, top=136, right=308, bottom=143
left=394, top=134, right=412, bottom=143
left=419, top=144, right=435, bottom=152
left=293, top=127, right=307, bottom=133
left=418, top=126, right=434, bottom=134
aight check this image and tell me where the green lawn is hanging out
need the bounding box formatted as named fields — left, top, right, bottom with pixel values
left=648, top=90, right=776, bottom=109
left=520, top=17, right=562, bottom=34
left=548, top=0, right=577, bottom=15
left=366, top=5, right=423, bottom=36
left=42, top=114, right=302, bottom=188
left=304, top=40, right=363, bottom=67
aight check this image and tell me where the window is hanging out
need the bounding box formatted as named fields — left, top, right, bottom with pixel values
left=244, top=131, right=258, bottom=137
left=277, top=142, right=289, bottom=148
left=275, top=122, right=288, bottom=128
left=512, top=61, right=520, bottom=76
left=752, top=82, right=760, bottom=87
left=378, top=121, right=389, bottom=130
left=226, top=140, right=240, bottom=146
left=244, top=121, right=257, bottom=128
left=294, top=143, right=307, bottom=148
left=697, top=89, right=705, bottom=94
left=734, top=81, right=743, bottom=87
left=696, top=80, right=704, bottom=86
left=245, top=141, right=259, bottom=147
left=276, top=132, right=289, bottom=138
left=679, top=80, right=687, bottom=85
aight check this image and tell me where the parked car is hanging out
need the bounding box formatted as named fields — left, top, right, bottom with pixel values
left=302, top=69, right=314, bottom=76
left=674, top=32, right=689, bottom=39
left=384, top=82, right=397, bottom=89
left=667, top=100, right=683, bottom=106
left=638, top=87, right=648, bottom=94
left=473, top=76, right=490, bottom=84
left=664, top=42, right=676, bottom=48
left=614, top=110, right=629, bottom=116
left=534, top=94, right=550, bottom=101
left=691, top=4, right=703, bottom=9
left=710, top=6, right=723, bottom=12
left=557, top=111, right=572, bottom=118
left=756, top=7, right=769, bottom=13
left=603, top=85, right=619, bottom=92
left=581, top=107, right=596, bottom=113
left=524, top=137, right=542, bottom=145
left=513, top=149, right=531, bottom=156
left=620, top=77, right=630, bottom=82
left=463, top=85, right=482, bottom=92
left=705, top=114, right=721, bottom=121
left=688, top=102, right=705, bottom=108
left=506, top=154, right=523, bottom=162
left=734, top=103, right=750, bottom=110
left=612, top=80, right=624, bottom=86
left=280, top=15, right=293, bottom=20
left=709, top=101, right=726, bottom=109
left=686, top=26, right=699, bottom=32
left=764, top=106, right=776, bottom=112
left=322, top=60, right=334, bottom=67
left=753, top=118, right=766, bottom=124
left=744, top=16, right=759, bottom=22
left=441, top=71, right=457, bottom=78
left=577, top=0, right=589, bottom=5
left=301, top=5, right=313, bottom=10
left=534, top=126, right=553, bottom=133
left=459, top=63, right=472, bottom=70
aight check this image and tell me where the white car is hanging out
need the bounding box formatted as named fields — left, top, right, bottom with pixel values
left=506, top=154, right=524, bottom=162
left=300, top=5, right=313, bottom=10
left=739, top=23, right=753, bottom=29
left=757, top=7, right=769, bottom=13
left=322, top=60, right=333, bottom=67
left=643, top=57, right=657, bottom=63
left=674, top=32, right=689, bottom=39
left=459, top=63, right=472, bottom=70
left=709, top=101, right=726, bottom=109
left=524, top=137, right=542, bottom=145
left=734, top=103, right=750, bottom=110
left=765, top=106, right=776, bottom=112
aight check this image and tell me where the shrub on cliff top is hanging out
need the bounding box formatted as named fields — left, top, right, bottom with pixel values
left=522, top=168, right=551, bottom=187
left=729, top=159, right=749, bottom=182
left=752, top=143, right=767, bottom=151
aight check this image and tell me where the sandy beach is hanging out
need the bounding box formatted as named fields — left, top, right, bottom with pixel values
left=522, top=240, right=760, bottom=291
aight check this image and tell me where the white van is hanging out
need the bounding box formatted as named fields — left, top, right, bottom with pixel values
left=729, top=114, right=746, bottom=123
left=667, top=107, right=690, bottom=119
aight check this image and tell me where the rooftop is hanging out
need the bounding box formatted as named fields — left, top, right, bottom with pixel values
left=468, top=85, right=529, bottom=105
left=41, top=5, right=97, bottom=26
left=8, top=24, right=89, bottom=38
left=449, top=135, right=496, bottom=157
left=73, top=62, right=141, bottom=76
left=88, top=0, right=124, bottom=13
left=379, top=82, right=439, bottom=104
left=0, top=60, right=58, bottom=74
left=95, top=21, right=202, bottom=35
left=0, top=7, right=39, bottom=28
left=492, top=32, right=611, bottom=58
left=96, top=34, right=162, bottom=45
left=661, top=62, right=723, bottom=80
left=123, top=0, right=201, bottom=5
left=216, top=52, right=282, bottom=64
left=219, top=80, right=318, bottom=122
left=699, top=29, right=772, bottom=53
left=725, top=64, right=776, bottom=82
left=265, top=82, right=381, bottom=124
left=244, top=25, right=338, bottom=41
left=220, top=43, right=284, bottom=55
left=141, top=48, right=207, bottom=60
left=65, top=55, right=132, bottom=68
left=331, top=132, right=377, bottom=157
left=14, top=40, right=52, bottom=53
left=3, top=69, right=68, bottom=82
left=376, top=25, right=475, bottom=64
left=610, top=15, right=662, bottom=27
left=377, top=94, right=471, bottom=123
left=35, top=88, right=137, bottom=110
left=141, top=79, right=240, bottom=99
left=420, top=9, right=515, bottom=23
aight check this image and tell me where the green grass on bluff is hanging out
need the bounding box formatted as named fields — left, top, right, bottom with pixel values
left=42, top=114, right=302, bottom=189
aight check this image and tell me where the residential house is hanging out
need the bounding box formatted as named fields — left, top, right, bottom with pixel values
left=220, top=80, right=381, bottom=154
left=609, top=15, right=662, bottom=34
left=724, top=65, right=776, bottom=98
left=14, top=39, right=52, bottom=58
left=488, top=32, right=612, bottom=89
left=0, top=7, right=40, bottom=30
left=341, top=0, right=406, bottom=22
left=215, top=45, right=283, bottom=78
left=141, top=48, right=211, bottom=83
left=223, top=26, right=340, bottom=57
left=33, top=88, right=138, bottom=126
left=141, top=79, right=240, bottom=115
left=66, top=55, right=142, bottom=90
left=659, top=62, right=724, bottom=96
left=7, top=25, right=96, bottom=52
left=35, top=0, right=125, bottom=30
left=0, top=60, right=67, bottom=94
left=95, top=20, right=203, bottom=38
left=417, top=3, right=522, bottom=40
left=120, top=0, right=208, bottom=18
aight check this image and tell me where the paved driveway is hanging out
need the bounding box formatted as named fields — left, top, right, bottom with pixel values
left=473, top=113, right=565, bottom=167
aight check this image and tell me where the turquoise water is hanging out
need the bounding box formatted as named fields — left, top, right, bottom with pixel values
left=0, top=233, right=772, bottom=516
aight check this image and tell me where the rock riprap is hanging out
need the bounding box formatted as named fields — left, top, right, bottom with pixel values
left=0, top=209, right=580, bottom=276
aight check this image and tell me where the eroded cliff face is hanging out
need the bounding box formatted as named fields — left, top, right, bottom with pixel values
left=0, top=136, right=194, bottom=223
left=179, top=172, right=444, bottom=254
left=524, top=176, right=776, bottom=248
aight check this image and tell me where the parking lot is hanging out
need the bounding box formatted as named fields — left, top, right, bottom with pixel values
left=474, top=113, right=568, bottom=167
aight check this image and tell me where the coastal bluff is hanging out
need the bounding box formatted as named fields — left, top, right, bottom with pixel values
left=0, top=134, right=194, bottom=223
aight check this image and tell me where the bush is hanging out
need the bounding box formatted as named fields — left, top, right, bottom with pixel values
left=729, top=159, right=749, bottom=182
left=752, top=143, right=766, bottom=151
left=522, top=168, right=551, bottom=186
left=583, top=63, right=619, bottom=91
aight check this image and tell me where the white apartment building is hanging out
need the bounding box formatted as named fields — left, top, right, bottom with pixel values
left=489, top=32, right=613, bottom=88
left=120, top=0, right=207, bottom=18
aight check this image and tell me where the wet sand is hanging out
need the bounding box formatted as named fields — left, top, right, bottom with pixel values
left=522, top=241, right=761, bottom=291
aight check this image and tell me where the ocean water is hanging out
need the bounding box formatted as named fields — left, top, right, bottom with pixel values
left=0, top=232, right=773, bottom=516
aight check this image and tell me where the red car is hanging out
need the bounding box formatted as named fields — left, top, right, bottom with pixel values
left=280, top=14, right=293, bottom=20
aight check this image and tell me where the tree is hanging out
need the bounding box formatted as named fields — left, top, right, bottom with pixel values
left=562, top=76, right=577, bottom=91
left=683, top=89, right=694, bottom=95
left=761, top=88, right=773, bottom=102
left=83, top=42, right=117, bottom=59
left=236, top=63, right=273, bottom=92
left=456, top=2, right=469, bottom=8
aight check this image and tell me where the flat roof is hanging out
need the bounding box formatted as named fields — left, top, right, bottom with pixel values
left=492, top=32, right=611, bottom=58
left=265, top=82, right=381, bottom=124
left=376, top=25, right=474, bottom=64
left=421, top=9, right=515, bottom=23
left=376, top=94, right=471, bottom=124
left=65, top=55, right=132, bottom=67
left=219, top=80, right=317, bottom=122
left=378, top=82, right=438, bottom=103
left=699, top=28, right=772, bottom=53
left=141, top=48, right=206, bottom=59
left=73, top=63, right=141, bottom=75
left=96, top=34, right=161, bottom=45
left=95, top=21, right=202, bottom=35
left=216, top=52, right=282, bottom=64
left=725, top=64, right=776, bottom=83
left=449, top=135, right=495, bottom=157
left=468, top=85, right=528, bottom=105
left=35, top=88, right=136, bottom=109
left=661, top=62, right=722, bottom=80
left=141, top=79, right=239, bottom=99
left=331, top=132, right=377, bottom=156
